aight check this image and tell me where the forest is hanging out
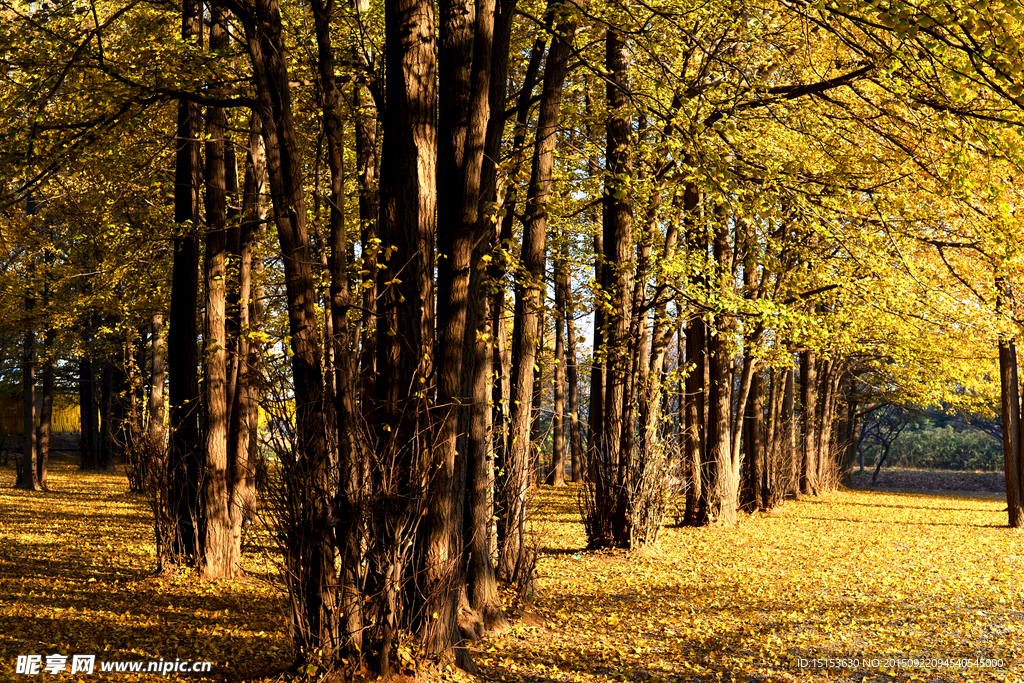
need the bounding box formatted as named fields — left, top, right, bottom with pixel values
left=2, top=0, right=1024, bottom=679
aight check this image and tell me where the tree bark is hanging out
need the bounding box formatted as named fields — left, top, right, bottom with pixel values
left=562, top=235, right=584, bottom=483
left=783, top=366, right=798, bottom=498
left=366, top=0, right=438, bottom=666
left=490, top=34, right=546, bottom=486
left=706, top=206, right=736, bottom=525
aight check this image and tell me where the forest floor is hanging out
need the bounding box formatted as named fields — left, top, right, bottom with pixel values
left=1, top=458, right=1021, bottom=682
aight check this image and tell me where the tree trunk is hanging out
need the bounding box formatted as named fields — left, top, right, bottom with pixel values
left=355, top=80, right=379, bottom=413
left=36, top=330, right=55, bottom=490
left=368, top=0, right=438, bottom=666
left=490, top=34, right=546, bottom=490
left=167, top=0, right=203, bottom=565
left=600, top=28, right=635, bottom=547
left=530, top=317, right=545, bottom=487
left=19, top=294, right=39, bottom=491
left=783, top=366, right=798, bottom=498
left=233, top=0, right=338, bottom=656
left=743, top=370, right=764, bottom=510
left=311, top=0, right=364, bottom=655
left=464, top=0, right=519, bottom=635
left=1000, top=338, right=1024, bottom=527
left=799, top=349, right=818, bottom=496
left=202, top=5, right=233, bottom=580
left=763, top=369, right=781, bottom=507
left=816, top=360, right=841, bottom=490
left=148, top=312, right=166, bottom=449
left=548, top=241, right=567, bottom=487
left=500, top=14, right=573, bottom=578
left=562, top=234, right=584, bottom=483
left=683, top=313, right=707, bottom=526
left=707, top=206, right=735, bottom=525
left=641, top=185, right=685, bottom=476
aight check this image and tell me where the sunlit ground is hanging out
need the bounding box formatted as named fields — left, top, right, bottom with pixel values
left=0, top=459, right=289, bottom=682
left=2, top=459, right=1020, bottom=682
left=476, top=484, right=1021, bottom=683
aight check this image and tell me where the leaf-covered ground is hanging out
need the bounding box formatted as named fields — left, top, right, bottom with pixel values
left=476, top=485, right=1022, bottom=683
left=0, top=459, right=292, bottom=682
left=2, top=460, right=1022, bottom=682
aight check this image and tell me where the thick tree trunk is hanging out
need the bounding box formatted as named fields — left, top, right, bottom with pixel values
left=816, top=360, right=841, bottom=490
left=421, top=0, right=498, bottom=656
left=707, top=207, right=736, bottom=525
left=599, top=28, right=635, bottom=547
left=201, top=6, right=233, bottom=580
left=365, top=0, right=438, bottom=667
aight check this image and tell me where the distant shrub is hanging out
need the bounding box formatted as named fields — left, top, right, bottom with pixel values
left=878, top=427, right=1002, bottom=472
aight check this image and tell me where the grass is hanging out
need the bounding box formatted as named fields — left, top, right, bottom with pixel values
left=2, top=460, right=1022, bottom=682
